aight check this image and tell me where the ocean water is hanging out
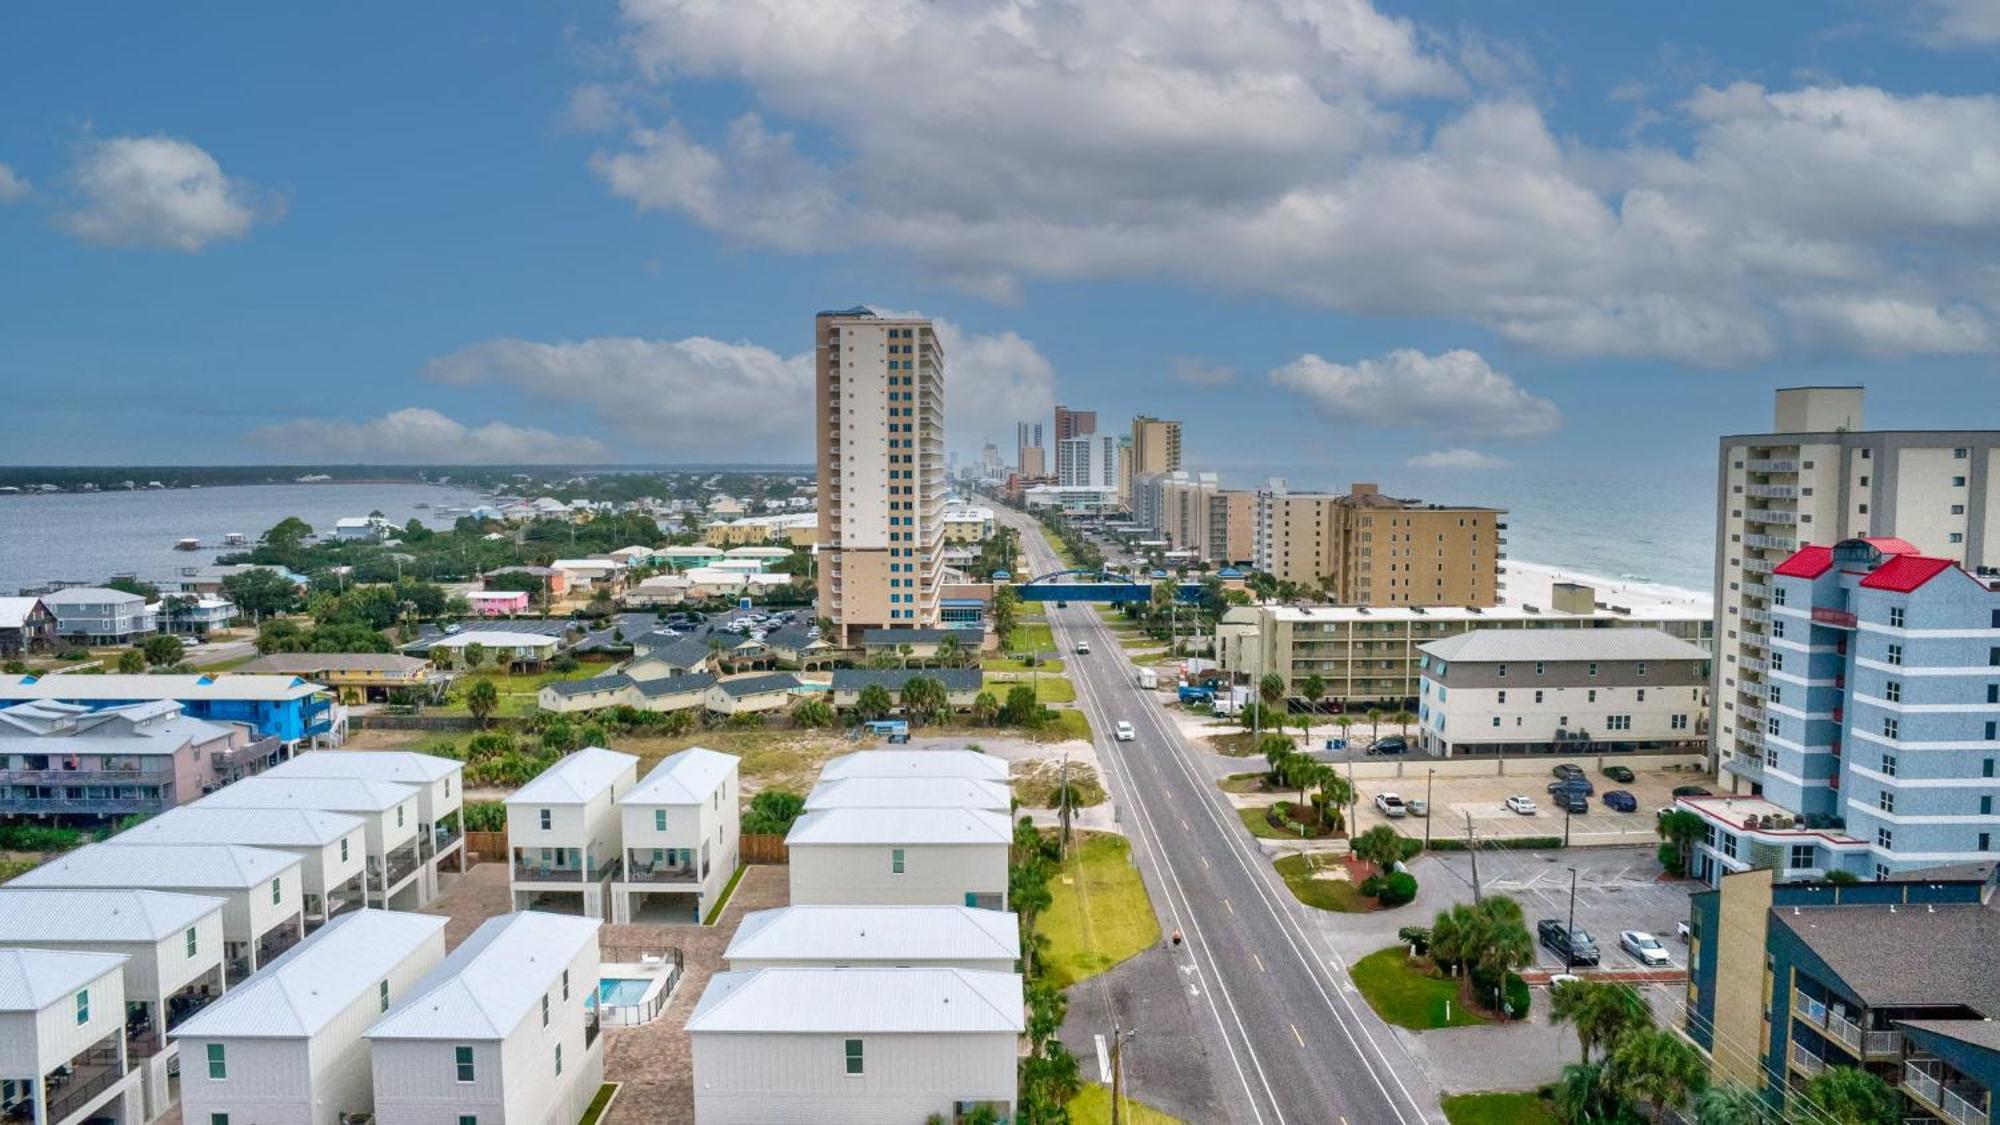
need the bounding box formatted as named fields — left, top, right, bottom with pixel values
left=0, top=482, right=487, bottom=593
left=1210, top=460, right=1716, bottom=593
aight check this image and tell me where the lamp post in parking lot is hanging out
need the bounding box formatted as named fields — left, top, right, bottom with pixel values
left=1565, top=866, right=1579, bottom=972
left=1423, top=768, right=1436, bottom=851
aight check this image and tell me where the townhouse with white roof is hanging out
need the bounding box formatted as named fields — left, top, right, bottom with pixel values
left=0, top=888, right=226, bottom=1119
left=366, top=912, right=604, bottom=1125
left=505, top=747, right=638, bottom=919
left=197, top=775, right=427, bottom=908
left=724, top=906, right=1020, bottom=972
left=172, top=910, right=448, bottom=1125
left=0, top=949, right=143, bottom=1125
left=611, top=747, right=740, bottom=924
left=786, top=808, right=1011, bottom=910
left=263, top=751, right=467, bottom=898
left=687, top=967, right=1023, bottom=1125
left=114, top=806, right=369, bottom=928
left=9, top=842, right=305, bottom=981
left=816, top=749, right=1011, bottom=785
left=804, top=776, right=1011, bottom=813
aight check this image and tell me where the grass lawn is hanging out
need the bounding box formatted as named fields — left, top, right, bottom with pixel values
left=1038, top=833, right=1161, bottom=989
left=1035, top=708, right=1093, bottom=743
left=1236, top=804, right=1341, bottom=841
left=436, top=666, right=603, bottom=717
left=702, top=867, right=747, bottom=924
left=1206, top=731, right=1263, bottom=757
left=1350, top=947, right=1488, bottom=1030
left=1069, top=1084, right=1184, bottom=1125
left=1273, top=853, right=1375, bottom=912
left=1006, top=621, right=1056, bottom=658
left=1035, top=676, right=1077, bottom=704
left=577, top=1083, right=620, bottom=1125
left=982, top=655, right=1066, bottom=674
left=1217, top=772, right=1270, bottom=793
left=1442, top=1092, right=1556, bottom=1125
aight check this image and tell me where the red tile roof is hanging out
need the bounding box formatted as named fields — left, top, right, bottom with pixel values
left=1861, top=536, right=1920, bottom=556
left=1859, top=554, right=1958, bottom=593
left=1773, top=545, right=1834, bottom=578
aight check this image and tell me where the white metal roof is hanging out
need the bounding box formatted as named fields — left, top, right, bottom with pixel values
left=427, top=631, right=559, bottom=650
left=508, top=746, right=637, bottom=805
left=0, top=949, right=128, bottom=1012
left=805, top=777, right=1011, bottom=813
left=0, top=888, right=225, bottom=942
left=785, top=808, right=1012, bottom=846
left=0, top=598, right=42, bottom=629
left=726, top=906, right=1019, bottom=964
left=817, top=749, right=1011, bottom=784
left=36, top=587, right=144, bottom=607
left=0, top=673, right=322, bottom=702
left=0, top=699, right=235, bottom=756
left=687, top=968, right=1023, bottom=1034
left=265, top=750, right=462, bottom=786
left=196, top=775, right=418, bottom=816
left=118, top=805, right=365, bottom=849
left=366, top=911, right=600, bottom=1040
left=10, top=842, right=301, bottom=892
left=620, top=747, right=736, bottom=807
left=172, top=910, right=446, bottom=1040
left=1417, top=627, right=1712, bottom=665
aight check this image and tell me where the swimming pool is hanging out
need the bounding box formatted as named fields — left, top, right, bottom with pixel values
left=598, top=978, right=652, bottom=1006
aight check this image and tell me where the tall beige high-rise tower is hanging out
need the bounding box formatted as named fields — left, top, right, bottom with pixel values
left=1126, top=415, right=1182, bottom=504
left=815, top=307, right=946, bottom=647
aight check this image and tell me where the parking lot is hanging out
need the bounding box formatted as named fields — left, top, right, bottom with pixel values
left=1345, top=761, right=1712, bottom=847
left=1422, top=845, right=1693, bottom=974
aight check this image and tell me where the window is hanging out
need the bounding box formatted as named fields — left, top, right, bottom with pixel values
left=1672, top=714, right=1690, bottom=730
left=1497, top=691, right=1506, bottom=704
left=208, top=1043, right=227, bottom=1080
left=454, top=1046, right=475, bottom=1083
left=397, top=805, right=405, bottom=828
left=562, top=969, right=570, bottom=1001
left=1882, top=754, right=1898, bottom=778
left=186, top=927, right=198, bottom=958
left=542, top=994, right=550, bottom=1027
left=1989, top=759, right=1997, bottom=779
left=539, top=809, right=552, bottom=830
left=1990, top=721, right=1999, bottom=741
left=1587, top=689, right=1597, bottom=703
left=1772, top=621, right=1785, bottom=639
left=1885, top=681, right=1901, bottom=703
left=212, top=1116, right=229, bottom=1125
left=1636, top=662, right=1648, bottom=677
left=1957, top=447, right=1970, bottom=459
left=1608, top=715, right=1633, bottom=731
left=1877, top=827, right=1894, bottom=850
left=1886, top=644, right=1903, bottom=667
left=1774, top=588, right=1787, bottom=606
left=554, top=1044, right=562, bottom=1077
left=1879, top=790, right=1895, bottom=814
left=1772, top=653, right=1784, bottom=672
left=458, top=1118, right=477, bottom=1125
left=1983, top=796, right=1993, bottom=816
left=340, top=838, right=349, bottom=863
left=891, top=848, right=905, bottom=874
left=1770, top=685, right=1784, bottom=705
left=1955, top=476, right=1968, bottom=487
left=1789, top=844, right=1815, bottom=870
left=1890, top=607, right=1905, bottom=628
left=75, top=989, right=88, bottom=1025
left=1883, top=717, right=1900, bottom=740
left=1637, top=689, right=1647, bottom=702
left=1984, top=833, right=1994, bottom=853
left=271, top=877, right=281, bottom=906
left=1535, top=662, right=1545, bottom=676
left=655, top=809, right=667, bottom=831
left=1588, top=663, right=1599, bottom=677
left=1767, top=717, right=1781, bottom=736
left=379, top=980, right=390, bottom=1012
left=844, top=1038, right=865, bottom=1075
left=1721, top=833, right=1738, bottom=859
left=1492, top=716, right=1501, bottom=727
left=1534, top=690, right=1544, bottom=704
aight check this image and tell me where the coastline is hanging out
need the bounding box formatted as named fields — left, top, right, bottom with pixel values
left=1501, top=558, right=1712, bottom=616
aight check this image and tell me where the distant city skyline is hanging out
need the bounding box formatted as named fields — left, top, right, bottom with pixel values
left=3, top=3, right=1999, bottom=472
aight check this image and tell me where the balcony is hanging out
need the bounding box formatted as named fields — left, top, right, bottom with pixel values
left=0, top=766, right=175, bottom=785
left=1742, top=556, right=1774, bottom=575
left=1906, top=1060, right=1990, bottom=1125
left=385, top=842, right=423, bottom=886
left=1745, top=508, right=1798, bottom=525
left=1744, top=534, right=1797, bottom=552
left=1722, top=755, right=1765, bottom=782
left=1748, top=459, right=1800, bottom=473
left=1789, top=1040, right=1825, bottom=1077
left=34, top=1039, right=126, bottom=1125
left=512, top=850, right=621, bottom=883
left=1741, top=607, right=1770, bottom=624
left=623, top=855, right=699, bottom=884
left=1746, top=484, right=1798, bottom=499
left=1740, top=656, right=1769, bottom=674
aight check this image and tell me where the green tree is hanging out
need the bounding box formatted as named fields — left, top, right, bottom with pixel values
left=1552, top=1063, right=1632, bottom=1125
left=464, top=678, right=500, bottom=727
left=1693, top=1083, right=1776, bottom=1125
left=1258, top=672, right=1286, bottom=713
left=854, top=682, right=894, bottom=722
left=141, top=634, right=184, bottom=667
left=992, top=586, right=1020, bottom=647
left=1365, top=706, right=1384, bottom=744
left=1796, top=1066, right=1901, bottom=1125
left=461, top=642, right=487, bottom=671
left=792, top=699, right=836, bottom=728
left=741, top=790, right=806, bottom=835
left=1351, top=825, right=1406, bottom=871
left=970, top=691, right=999, bottom=726
left=1550, top=979, right=1654, bottom=1062
left=1001, top=684, right=1040, bottom=727
left=1656, top=809, right=1706, bottom=877
left=1608, top=1026, right=1707, bottom=1121
left=106, top=576, right=160, bottom=601
left=1299, top=673, right=1326, bottom=716
left=116, top=649, right=146, bottom=674
left=936, top=633, right=964, bottom=668
left=899, top=675, right=951, bottom=726
left=220, top=567, right=302, bottom=622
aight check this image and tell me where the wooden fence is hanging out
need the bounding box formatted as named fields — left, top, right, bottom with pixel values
left=741, top=834, right=789, bottom=864
left=465, top=830, right=509, bottom=864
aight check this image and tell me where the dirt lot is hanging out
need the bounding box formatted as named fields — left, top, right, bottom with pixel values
left=1344, top=764, right=1716, bottom=846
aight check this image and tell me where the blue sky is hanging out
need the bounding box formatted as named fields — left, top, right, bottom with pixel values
left=2, top=0, right=1998, bottom=489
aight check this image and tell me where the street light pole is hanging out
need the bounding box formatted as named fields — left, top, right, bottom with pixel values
left=1424, top=768, right=1436, bottom=851
left=1565, top=866, right=1579, bottom=972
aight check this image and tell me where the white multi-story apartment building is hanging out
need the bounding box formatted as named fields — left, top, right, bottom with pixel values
left=724, top=906, right=1021, bottom=972
left=505, top=747, right=638, bottom=919
left=1416, top=629, right=1711, bottom=758
left=815, top=307, right=947, bottom=647
left=610, top=747, right=740, bottom=924
left=1056, top=434, right=1120, bottom=490
left=0, top=949, right=143, bottom=1125
left=1713, top=386, right=2000, bottom=787
left=786, top=808, right=1010, bottom=910
left=0, top=888, right=226, bottom=1120
left=12, top=842, right=305, bottom=982
left=262, top=751, right=468, bottom=899
left=688, top=967, right=1022, bottom=1125
left=366, top=912, right=604, bottom=1125
left=116, top=806, right=369, bottom=928
left=172, top=910, right=447, bottom=1125
left=197, top=775, right=426, bottom=909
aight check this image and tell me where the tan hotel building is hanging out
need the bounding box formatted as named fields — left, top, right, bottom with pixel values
left=1253, top=481, right=1504, bottom=607
left=815, top=307, right=946, bottom=646
left=1124, top=415, right=1183, bottom=505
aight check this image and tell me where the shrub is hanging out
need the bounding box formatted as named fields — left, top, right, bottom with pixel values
left=551, top=654, right=580, bottom=673
left=1657, top=841, right=1684, bottom=876
left=1397, top=925, right=1431, bottom=955
left=0, top=826, right=82, bottom=852
left=464, top=732, right=516, bottom=761
left=461, top=802, right=506, bottom=831
left=1379, top=871, right=1418, bottom=907
left=1427, top=835, right=1564, bottom=852
left=742, top=790, right=806, bottom=835
left=1360, top=874, right=1386, bottom=898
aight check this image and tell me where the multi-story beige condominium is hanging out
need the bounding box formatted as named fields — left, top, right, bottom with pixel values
left=1133, top=471, right=1254, bottom=564
left=1253, top=480, right=1504, bottom=606
left=1216, top=580, right=1713, bottom=709
left=1124, top=415, right=1182, bottom=505
left=1014, top=422, right=1042, bottom=478
left=815, top=307, right=946, bottom=647
left=1712, top=385, right=2000, bottom=787
left=1054, top=405, right=1095, bottom=442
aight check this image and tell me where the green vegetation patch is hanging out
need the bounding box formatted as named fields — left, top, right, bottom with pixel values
left=1068, top=1084, right=1184, bottom=1125
left=1350, top=947, right=1490, bottom=1030
left=1273, top=853, right=1374, bottom=913
left=1441, top=1092, right=1556, bottom=1125
left=1038, top=833, right=1160, bottom=989
left=702, top=867, right=748, bottom=925
left=577, top=1083, right=620, bottom=1125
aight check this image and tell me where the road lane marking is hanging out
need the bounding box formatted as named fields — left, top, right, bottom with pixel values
left=1181, top=818, right=1191, bottom=831
left=1225, top=898, right=1235, bottom=915
left=1291, top=1024, right=1305, bottom=1047
left=1095, top=1034, right=1111, bottom=1082
left=1254, top=954, right=1266, bottom=973
left=1200, top=855, right=1210, bottom=869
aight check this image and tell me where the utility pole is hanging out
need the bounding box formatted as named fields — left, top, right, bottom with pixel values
left=1424, top=768, right=1436, bottom=851
left=1465, top=811, right=1482, bottom=903
left=1058, top=754, right=1073, bottom=854
left=1109, top=1023, right=1137, bottom=1125
left=1565, top=866, right=1579, bottom=972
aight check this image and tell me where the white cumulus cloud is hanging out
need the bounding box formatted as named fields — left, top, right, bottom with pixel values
left=1910, top=0, right=2000, bottom=46
left=246, top=408, right=610, bottom=464
left=61, top=135, right=282, bottom=251
left=1271, top=348, right=1562, bottom=439
left=1406, top=448, right=1510, bottom=470
left=584, top=0, right=2000, bottom=365
left=0, top=164, right=29, bottom=203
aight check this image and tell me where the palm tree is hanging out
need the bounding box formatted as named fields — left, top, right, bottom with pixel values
left=1797, top=1066, right=1901, bottom=1125
left=1333, top=714, right=1354, bottom=750
left=1299, top=674, right=1326, bottom=718
left=1552, top=1063, right=1616, bottom=1125
left=1609, top=1026, right=1707, bottom=1120
left=970, top=691, right=999, bottom=726
left=1258, top=673, right=1286, bottom=715
left=937, top=633, right=963, bottom=668
left=1392, top=709, right=1416, bottom=738
left=464, top=678, right=499, bottom=728
left=1365, top=707, right=1383, bottom=745
left=1428, top=902, right=1480, bottom=984
left=1314, top=770, right=1353, bottom=832
left=1550, top=980, right=1654, bottom=1062
left=1468, top=896, right=1533, bottom=1016
left=1656, top=809, right=1706, bottom=877
left=1693, top=1083, right=1776, bottom=1125
left=1262, top=736, right=1292, bottom=786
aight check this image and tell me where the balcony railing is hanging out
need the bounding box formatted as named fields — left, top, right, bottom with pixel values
left=623, top=859, right=698, bottom=884
left=42, top=1057, right=124, bottom=1125
left=0, top=766, right=176, bottom=784
left=1748, top=459, right=1800, bottom=473
left=1907, top=1061, right=1990, bottom=1125
left=1789, top=1041, right=1825, bottom=1076
left=512, top=856, right=622, bottom=883
left=385, top=845, right=422, bottom=886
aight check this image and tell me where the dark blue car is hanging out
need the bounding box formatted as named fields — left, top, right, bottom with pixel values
left=1602, top=790, right=1638, bottom=813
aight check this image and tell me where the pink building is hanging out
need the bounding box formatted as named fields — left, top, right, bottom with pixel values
left=0, top=699, right=280, bottom=818
left=466, top=590, right=531, bottom=616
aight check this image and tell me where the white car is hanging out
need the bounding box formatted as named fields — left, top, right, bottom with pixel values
left=1620, top=931, right=1671, bottom=967
left=1547, top=973, right=1584, bottom=990
left=1373, top=793, right=1408, bottom=818
left=1075, top=641, right=1091, bottom=654
left=1114, top=721, right=1136, bottom=742
left=1504, top=795, right=1539, bottom=815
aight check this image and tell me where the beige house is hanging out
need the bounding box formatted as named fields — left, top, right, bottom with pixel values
left=703, top=673, right=812, bottom=717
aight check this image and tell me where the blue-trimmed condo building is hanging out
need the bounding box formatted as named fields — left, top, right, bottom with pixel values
left=1684, top=537, right=2000, bottom=884
left=0, top=673, right=339, bottom=750
left=1686, top=864, right=2000, bottom=1123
